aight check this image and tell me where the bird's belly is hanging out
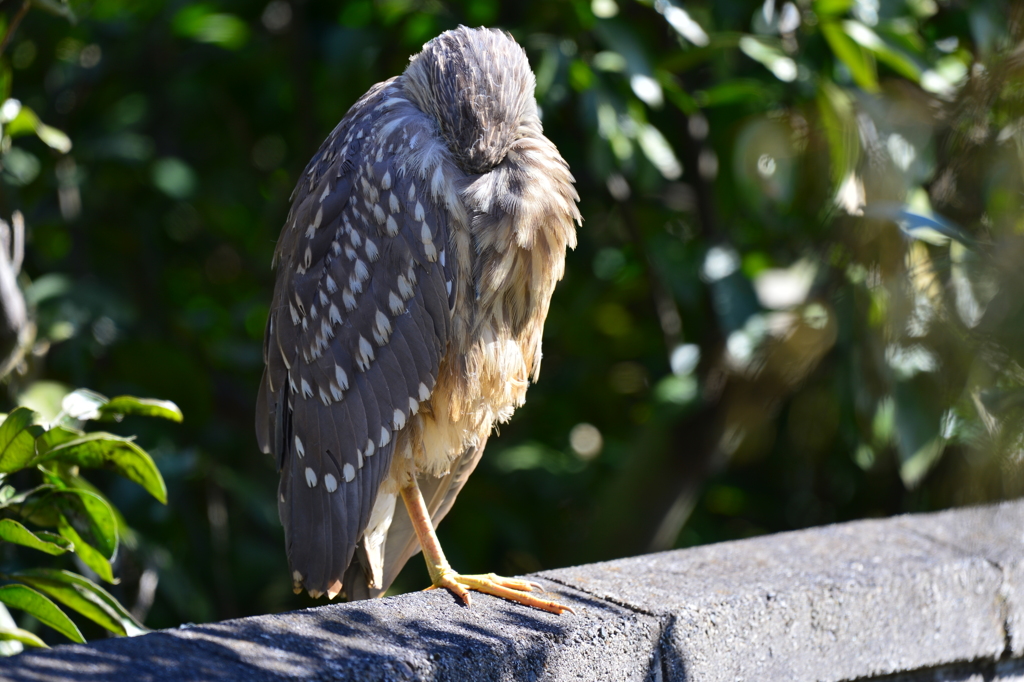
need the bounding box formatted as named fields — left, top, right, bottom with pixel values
left=372, top=315, right=532, bottom=484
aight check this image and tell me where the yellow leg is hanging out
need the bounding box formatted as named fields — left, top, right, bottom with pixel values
left=399, top=478, right=573, bottom=615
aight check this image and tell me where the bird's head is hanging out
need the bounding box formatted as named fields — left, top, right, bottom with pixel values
left=402, top=26, right=537, bottom=175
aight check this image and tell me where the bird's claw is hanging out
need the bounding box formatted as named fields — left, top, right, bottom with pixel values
left=426, top=570, right=573, bottom=615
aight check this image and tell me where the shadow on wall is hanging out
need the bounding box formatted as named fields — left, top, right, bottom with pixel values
left=0, top=584, right=672, bottom=681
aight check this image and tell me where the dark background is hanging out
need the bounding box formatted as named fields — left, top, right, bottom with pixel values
left=2, top=0, right=1023, bottom=634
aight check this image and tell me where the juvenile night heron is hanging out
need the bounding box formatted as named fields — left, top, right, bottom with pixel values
left=256, top=26, right=580, bottom=613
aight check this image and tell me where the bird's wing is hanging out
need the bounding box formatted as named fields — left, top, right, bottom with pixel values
left=344, top=435, right=489, bottom=600
left=256, top=80, right=456, bottom=597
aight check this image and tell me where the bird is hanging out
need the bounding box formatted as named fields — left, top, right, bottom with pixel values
left=255, top=26, right=580, bottom=614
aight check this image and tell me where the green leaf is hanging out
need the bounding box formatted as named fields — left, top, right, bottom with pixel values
left=821, top=21, right=878, bottom=91
left=813, top=0, right=853, bottom=17
left=56, top=515, right=115, bottom=584
left=173, top=5, right=249, bottom=50
left=55, top=489, right=118, bottom=559
left=12, top=569, right=147, bottom=636
left=13, top=572, right=123, bottom=635
left=893, top=379, right=947, bottom=488
left=0, top=585, right=84, bottom=643
left=2, top=103, right=72, bottom=152
left=37, top=434, right=167, bottom=504
left=0, top=408, right=40, bottom=474
left=0, top=626, right=47, bottom=648
left=98, top=396, right=183, bottom=423
left=0, top=519, right=72, bottom=555
left=842, top=20, right=921, bottom=82
left=35, top=426, right=84, bottom=455
left=816, top=80, right=860, bottom=184
left=695, top=79, right=775, bottom=107
left=738, top=36, right=798, bottom=82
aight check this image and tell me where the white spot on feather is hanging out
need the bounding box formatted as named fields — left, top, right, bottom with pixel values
left=398, top=274, right=414, bottom=300
left=335, top=364, right=349, bottom=390
left=381, top=170, right=392, bottom=190
left=319, top=386, right=331, bottom=406
left=379, top=426, right=391, bottom=447
left=409, top=396, right=419, bottom=414
left=389, top=193, right=400, bottom=213
left=357, top=335, right=375, bottom=370
left=365, top=439, right=375, bottom=457
left=294, top=435, right=305, bottom=458
left=365, top=238, right=379, bottom=261
left=326, top=276, right=338, bottom=294
left=418, top=382, right=430, bottom=401
left=325, top=473, right=338, bottom=492
left=300, top=378, right=313, bottom=399
left=414, top=201, right=425, bottom=222
left=385, top=215, right=398, bottom=236
left=330, top=381, right=343, bottom=401
left=343, top=288, right=357, bottom=311
left=305, top=467, right=317, bottom=488
left=343, top=463, right=355, bottom=482
left=393, top=408, right=406, bottom=430
left=329, top=303, right=343, bottom=326
left=389, top=291, right=405, bottom=315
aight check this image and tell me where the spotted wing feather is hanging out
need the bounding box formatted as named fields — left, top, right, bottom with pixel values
left=256, top=81, right=453, bottom=597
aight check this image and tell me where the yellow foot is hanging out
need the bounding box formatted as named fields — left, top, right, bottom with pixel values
left=425, top=571, right=574, bottom=615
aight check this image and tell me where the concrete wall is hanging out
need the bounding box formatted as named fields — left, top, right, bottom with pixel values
left=2, top=500, right=1024, bottom=681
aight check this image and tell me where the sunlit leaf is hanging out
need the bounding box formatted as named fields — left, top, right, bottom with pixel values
left=56, top=515, right=115, bottom=583
left=54, top=489, right=118, bottom=559
left=0, top=519, right=72, bottom=555
left=99, top=396, right=183, bottom=423
left=0, top=626, right=47, bottom=648
left=60, top=388, right=107, bottom=421
left=842, top=20, right=921, bottom=82
left=656, top=1, right=709, bottom=46
left=813, top=0, right=853, bottom=16
left=14, top=569, right=146, bottom=636
left=0, top=585, right=83, bottom=643
left=173, top=5, right=249, bottom=50
left=35, top=425, right=84, bottom=454
left=637, top=123, right=682, bottom=179
left=37, top=433, right=167, bottom=504
left=816, top=80, right=860, bottom=184
left=820, top=21, right=878, bottom=91
left=12, top=570, right=128, bottom=636
left=0, top=408, right=39, bottom=474
left=2, top=103, right=72, bottom=152
left=738, top=36, right=797, bottom=82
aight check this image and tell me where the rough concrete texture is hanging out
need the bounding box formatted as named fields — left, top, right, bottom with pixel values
left=893, top=500, right=1024, bottom=658
left=540, top=512, right=1011, bottom=681
left=2, top=501, right=1024, bottom=681
left=0, top=579, right=660, bottom=681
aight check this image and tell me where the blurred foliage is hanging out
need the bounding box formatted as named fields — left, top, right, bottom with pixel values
left=0, top=0, right=1021, bottom=636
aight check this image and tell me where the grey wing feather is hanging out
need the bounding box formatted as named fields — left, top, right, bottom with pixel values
left=256, top=78, right=454, bottom=598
